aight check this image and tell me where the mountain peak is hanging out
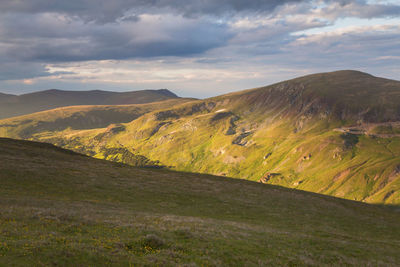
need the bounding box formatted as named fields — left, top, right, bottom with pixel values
left=311, top=70, right=374, bottom=77
left=222, top=70, right=400, bottom=122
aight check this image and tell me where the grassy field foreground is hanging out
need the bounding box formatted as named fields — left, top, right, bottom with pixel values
left=1, top=138, right=400, bottom=266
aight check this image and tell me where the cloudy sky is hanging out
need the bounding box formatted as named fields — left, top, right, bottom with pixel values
left=0, top=0, right=399, bottom=97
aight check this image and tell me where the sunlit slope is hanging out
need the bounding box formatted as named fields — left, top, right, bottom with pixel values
left=0, top=98, right=192, bottom=138
left=0, top=88, right=179, bottom=119
left=1, top=70, right=399, bottom=204
left=1, top=137, right=400, bottom=265
left=0, top=98, right=193, bottom=167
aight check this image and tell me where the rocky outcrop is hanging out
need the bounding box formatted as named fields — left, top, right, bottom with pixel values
left=232, top=131, right=252, bottom=146
left=150, top=122, right=172, bottom=136
left=264, top=152, right=272, bottom=160
left=210, top=112, right=232, bottom=122
left=154, top=110, right=180, bottom=121
left=106, top=124, right=126, bottom=134
left=225, top=116, right=239, bottom=135
left=259, top=172, right=280, bottom=184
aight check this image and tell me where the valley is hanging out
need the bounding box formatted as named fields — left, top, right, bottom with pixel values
left=1, top=70, right=400, bottom=204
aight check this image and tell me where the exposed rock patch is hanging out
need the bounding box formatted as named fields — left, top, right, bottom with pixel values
left=106, top=124, right=126, bottom=134
left=187, top=102, right=216, bottom=115
left=388, top=164, right=400, bottom=183
left=232, top=131, right=252, bottom=146
left=150, top=121, right=171, bottom=136
left=154, top=110, right=179, bottom=121
left=225, top=116, right=239, bottom=135
left=259, top=172, right=280, bottom=184
left=210, top=112, right=232, bottom=122
left=383, top=190, right=395, bottom=201
left=157, top=133, right=174, bottom=145
left=264, top=152, right=272, bottom=160
left=293, top=180, right=303, bottom=186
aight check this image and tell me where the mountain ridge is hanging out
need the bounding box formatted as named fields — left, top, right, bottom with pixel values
left=0, top=88, right=180, bottom=119
left=207, top=70, right=400, bottom=122
left=0, top=88, right=177, bottom=98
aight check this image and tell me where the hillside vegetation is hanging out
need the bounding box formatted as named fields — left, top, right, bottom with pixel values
left=1, top=70, right=400, bottom=204
left=1, top=137, right=400, bottom=266
left=0, top=98, right=192, bottom=138
left=0, top=88, right=179, bottom=119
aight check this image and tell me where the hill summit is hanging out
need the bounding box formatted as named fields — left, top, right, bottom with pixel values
left=216, top=70, right=400, bottom=122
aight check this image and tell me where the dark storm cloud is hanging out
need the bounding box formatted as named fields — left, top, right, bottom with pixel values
left=0, top=13, right=232, bottom=62
left=0, top=59, right=74, bottom=81
left=0, top=0, right=304, bottom=23
left=0, top=62, right=50, bottom=81
left=1, top=0, right=399, bottom=23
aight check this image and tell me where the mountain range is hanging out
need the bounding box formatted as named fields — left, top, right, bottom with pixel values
left=1, top=70, right=399, bottom=204
left=0, top=88, right=178, bottom=119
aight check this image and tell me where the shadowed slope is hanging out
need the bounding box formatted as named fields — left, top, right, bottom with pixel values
left=1, top=137, right=400, bottom=265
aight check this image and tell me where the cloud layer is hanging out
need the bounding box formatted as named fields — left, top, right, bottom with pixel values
left=0, top=0, right=399, bottom=96
left=0, top=0, right=304, bottom=22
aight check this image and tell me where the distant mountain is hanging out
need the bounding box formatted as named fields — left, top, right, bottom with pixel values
left=0, top=92, right=16, bottom=102
left=1, top=137, right=400, bottom=265
left=0, top=88, right=179, bottom=119
left=1, top=70, right=399, bottom=204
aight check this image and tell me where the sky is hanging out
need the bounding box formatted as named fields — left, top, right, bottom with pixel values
left=0, top=0, right=399, bottom=98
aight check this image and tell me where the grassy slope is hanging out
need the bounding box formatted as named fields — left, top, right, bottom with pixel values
left=0, top=71, right=399, bottom=204
left=105, top=109, right=400, bottom=204
left=0, top=98, right=192, bottom=138
left=0, top=98, right=193, bottom=167
left=1, top=137, right=400, bottom=266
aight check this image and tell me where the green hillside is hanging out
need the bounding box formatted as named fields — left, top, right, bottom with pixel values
left=0, top=88, right=180, bottom=119
left=0, top=98, right=192, bottom=138
left=1, top=70, right=399, bottom=204
left=1, top=137, right=400, bottom=266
